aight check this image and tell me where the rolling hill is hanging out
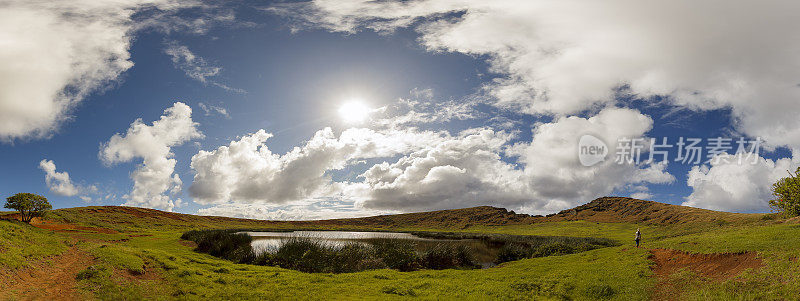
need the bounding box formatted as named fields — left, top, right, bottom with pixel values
left=2, top=197, right=797, bottom=300
left=541, top=197, right=767, bottom=224
left=2, top=197, right=768, bottom=231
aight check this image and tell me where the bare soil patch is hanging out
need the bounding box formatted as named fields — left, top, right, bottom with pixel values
left=649, top=248, right=762, bottom=300
left=0, top=246, right=95, bottom=301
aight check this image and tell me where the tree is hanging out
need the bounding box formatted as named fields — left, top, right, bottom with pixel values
left=769, top=168, right=800, bottom=217
left=4, top=193, right=52, bottom=223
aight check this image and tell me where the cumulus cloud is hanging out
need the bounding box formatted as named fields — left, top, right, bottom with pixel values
left=100, top=102, right=203, bottom=211
left=513, top=108, right=674, bottom=213
left=0, top=0, right=217, bottom=141
left=189, top=106, right=673, bottom=216
left=38, top=159, right=80, bottom=197
left=164, top=42, right=245, bottom=93
left=349, top=107, right=673, bottom=214
left=274, top=0, right=800, bottom=153
left=189, top=127, right=446, bottom=204
left=346, top=128, right=529, bottom=211
left=683, top=153, right=799, bottom=213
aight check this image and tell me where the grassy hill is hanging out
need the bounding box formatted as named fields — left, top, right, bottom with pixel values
left=1, top=198, right=798, bottom=300
left=542, top=197, right=766, bottom=224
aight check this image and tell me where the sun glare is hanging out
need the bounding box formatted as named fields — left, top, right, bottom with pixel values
left=338, top=101, right=371, bottom=123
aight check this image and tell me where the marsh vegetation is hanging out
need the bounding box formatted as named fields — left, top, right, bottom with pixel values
left=180, top=229, right=617, bottom=273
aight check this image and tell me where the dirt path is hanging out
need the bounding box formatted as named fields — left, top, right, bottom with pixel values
left=648, top=248, right=762, bottom=300
left=0, top=246, right=95, bottom=301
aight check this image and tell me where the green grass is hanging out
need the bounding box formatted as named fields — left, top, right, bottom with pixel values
left=87, top=243, right=146, bottom=274
left=130, top=232, right=654, bottom=300
left=0, top=220, right=67, bottom=269
left=5, top=206, right=800, bottom=300
left=651, top=223, right=800, bottom=253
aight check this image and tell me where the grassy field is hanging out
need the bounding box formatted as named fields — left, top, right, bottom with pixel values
left=1, top=200, right=799, bottom=300
left=0, top=220, right=67, bottom=269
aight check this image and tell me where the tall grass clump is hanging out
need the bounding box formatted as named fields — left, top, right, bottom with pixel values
left=370, top=239, right=422, bottom=271
left=181, top=230, right=254, bottom=263
left=420, top=244, right=478, bottom=270
left=256, top=238, right=386, bottom=273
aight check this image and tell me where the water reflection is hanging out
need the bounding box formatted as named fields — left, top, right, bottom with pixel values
left=245, top=231, right=431, bottom=253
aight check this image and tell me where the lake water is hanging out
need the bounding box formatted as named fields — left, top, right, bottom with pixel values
left=244, top=231, right=430, bottom=252
left=243, top=231, right=500, bottom=267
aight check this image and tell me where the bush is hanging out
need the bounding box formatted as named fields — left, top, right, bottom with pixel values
left=770, top=167, right=800, bottom=217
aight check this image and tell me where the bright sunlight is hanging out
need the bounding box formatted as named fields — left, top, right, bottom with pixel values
left=338, top=100, right=371, bottom=123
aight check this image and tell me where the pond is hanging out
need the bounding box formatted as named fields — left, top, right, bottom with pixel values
left=243, top=231, right=501, bottom=267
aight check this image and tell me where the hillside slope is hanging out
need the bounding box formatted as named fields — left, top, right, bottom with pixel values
left=543, top=197, right=765, bottom=224
left=316, top=206, right=534, bottom=228
left=37, top=205, right=535, bottom=231
left=6, top=197, right=767, bottom=232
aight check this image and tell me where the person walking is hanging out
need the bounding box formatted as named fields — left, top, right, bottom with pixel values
left=635, top=228, right=641, bottom=248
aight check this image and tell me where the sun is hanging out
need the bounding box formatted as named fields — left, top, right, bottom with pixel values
left=338, top=100, right=371, bottom=123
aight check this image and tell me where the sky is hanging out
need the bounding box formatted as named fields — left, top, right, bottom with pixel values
left=1, top=0, right=799, bottom=220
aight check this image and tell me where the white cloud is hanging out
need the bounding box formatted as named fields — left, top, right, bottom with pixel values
left=189, top=127, right=446, bottom=205
left=198, top=102, right=230, bottom=118
left=346, top=128, right=529, bottom=211
left=198, top=201, right=389, bottom=221
left=100, top=102, right=203, bottom=211
left=0, top=0, right=214, bottom=141
left=349, top=107, right=673, bottom=214
left=38, top=159, right=79, bottom=197
left=164, top=42, right=244, bottom=93
left=275, top=0, right=800, bottom=153
left=189, top=106, right=673, bottom=217
left=683, top=153, right=799, bottom=213
left=512, top=108, right=674, bottom=213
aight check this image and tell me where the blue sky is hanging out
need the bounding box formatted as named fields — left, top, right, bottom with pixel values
left=1, top=1, right=798, bottom=220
